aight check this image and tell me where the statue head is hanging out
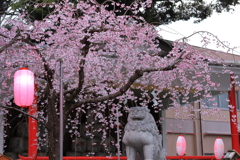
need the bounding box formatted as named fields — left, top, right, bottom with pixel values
left=128, top=106, right=150, bottom=122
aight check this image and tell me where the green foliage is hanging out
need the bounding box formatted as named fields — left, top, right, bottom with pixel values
left=11, top=0, right=56, bottom=20
left=4, top=0, right=240, bottom=24
left=96, top=0, right=239, bottom=24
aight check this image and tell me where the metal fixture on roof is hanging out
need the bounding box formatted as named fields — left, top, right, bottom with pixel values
left=0, top=0, right=7, bottom=11
left=155, top=37, right=173, bottom=57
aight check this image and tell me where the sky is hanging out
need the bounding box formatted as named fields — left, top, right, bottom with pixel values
left=158, top=5, right=240, bottom=55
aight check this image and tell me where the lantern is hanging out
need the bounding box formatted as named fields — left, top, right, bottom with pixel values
left=14, top=68, right=34, bottom=107
left=176, top=135, right=186, bottom=156
left=214, top=137, right=224, bottom=160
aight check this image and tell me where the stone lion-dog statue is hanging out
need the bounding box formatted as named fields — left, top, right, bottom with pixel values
left=123, top=106, right=166, bottom=160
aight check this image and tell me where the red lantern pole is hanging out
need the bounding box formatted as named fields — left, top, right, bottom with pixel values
left=228, top=74, right=239, bottom=152
left=28, top=84, right=38, bottom=159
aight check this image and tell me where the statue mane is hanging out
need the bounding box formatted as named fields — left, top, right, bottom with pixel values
left=125, top=106, right=159, bottom=135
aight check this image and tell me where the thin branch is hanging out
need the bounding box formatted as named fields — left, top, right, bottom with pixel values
left=179, top=60, right=199, bottom=70
left=101, top=0, right=115, bottom=5
left=0, top=33, right=9, bottom=38
left=93, top=0, right=116, bottom=11
left=1, top=105, right=48, bottom=129
left=142, top=60, right=180, bottom=72
left=123, top=0, right=141, bottom=15
left=1, top=105, right=38, bottom=120
left=179, top=30, right=240, bottom=65
left=142, top=50, right=185, bottom=72
left=0, top=31, right=20, bottom=53
left=180, top=31, right=237, bottom=52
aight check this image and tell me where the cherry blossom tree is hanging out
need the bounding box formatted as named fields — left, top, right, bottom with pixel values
left=0, top=0, right=237, bottom=159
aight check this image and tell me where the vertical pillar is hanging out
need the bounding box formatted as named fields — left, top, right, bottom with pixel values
left=59, top=60, right=63, bottom=160
left=116, top=108, right=120, bottom=160
left=0, top=114, right=3, bottom=153
left=161, top=109, right=167, bottom=152
left=228, top=74, right=239, bottom=152
left=28, top=84, right=38, bottom=158
left=193, top=102, right=203, bottom=155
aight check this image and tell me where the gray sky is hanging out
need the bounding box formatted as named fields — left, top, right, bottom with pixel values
left=159, top=5, right=240, bottom=55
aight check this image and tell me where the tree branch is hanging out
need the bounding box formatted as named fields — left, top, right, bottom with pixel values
left=0, top=31, right=20, bottom=53
left=22, top=37, right=54, bottom=89
left=0, top=33, right=9, bottom=38
left=65, top=68, right=143, bottom=115
left=143, top=50, right=185, bottom=72
left=64, top=36, right=90, bottom=101
left=65, top=54, right=182, bottom=115
left=1, top=105, right=37, bottom=120
left=123, top=0, right=141, bottom=15
left=1, top=105, right=49, bottom=129
left=180, top=31, right=237, bottom=52
left=66, top=66, right=84, bottom=101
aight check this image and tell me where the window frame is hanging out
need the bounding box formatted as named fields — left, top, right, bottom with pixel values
left=201, top=91, right=240, bottom=110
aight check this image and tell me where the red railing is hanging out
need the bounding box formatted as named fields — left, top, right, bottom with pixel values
left=18, top=156, right=127, bottom=160
left=167, top=156, right=216, bottom=160
left=18, top=155, right=217, bottom=160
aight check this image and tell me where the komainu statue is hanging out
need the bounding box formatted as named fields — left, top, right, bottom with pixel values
left=123, top=106, right=166, bottom=160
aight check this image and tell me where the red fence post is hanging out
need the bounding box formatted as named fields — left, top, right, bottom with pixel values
left=28, top=84, right=38, bottom=159
left=228, top=74, right=240, bottom=152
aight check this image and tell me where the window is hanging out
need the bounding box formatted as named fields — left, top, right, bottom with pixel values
left=201, top=91, right=240, bottom=110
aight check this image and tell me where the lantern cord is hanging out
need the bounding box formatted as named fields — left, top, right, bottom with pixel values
left=24, top=52, right=28, bottom=67
left=23, top=62, right=28, bottom=68
left=161, top=130, right=240, bottom=136
left=11, top=61, right=32, bottom=68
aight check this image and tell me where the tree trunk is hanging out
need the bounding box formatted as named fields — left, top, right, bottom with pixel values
left=48, top=126, right=60, bottom=160
left=46, top=90, right=61, bottom=160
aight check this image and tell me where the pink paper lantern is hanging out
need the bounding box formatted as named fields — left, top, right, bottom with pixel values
left=176, top=135, right=186, bottom=156
left=214, top=137, right=224, bottom=160
left=14, top=68, right=34, bottom=107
